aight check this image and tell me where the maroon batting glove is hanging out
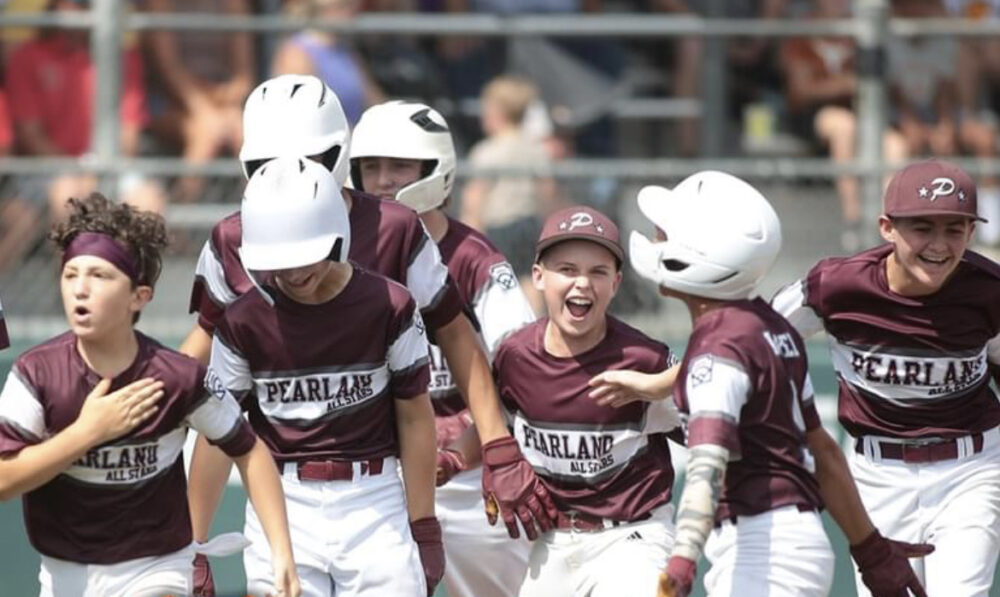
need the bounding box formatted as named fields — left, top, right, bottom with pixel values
left=192, top=553, right=216, bottom=597
left=481, top=436, right=558, bottom=540
left=411, top=517, right=445, bottom=597
left=436, top=448, right=467, bottom=487
left=657, top=556, right=696, bottom=597
left=850, top=530, right=934, bottom=597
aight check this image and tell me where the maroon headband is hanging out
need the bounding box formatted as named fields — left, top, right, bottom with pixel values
left=62, top=232, right=141, bottom=284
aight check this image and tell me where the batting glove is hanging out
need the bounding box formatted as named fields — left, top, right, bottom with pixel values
left=192, top=553, right=216, bottom=597
left=436, top=448, right=467, bottom=487
left=481, top=436, right=558, bottom=540
left=657, top=556, right=696, bottom=597
left=411, top=517, right=445, bottom=596
left=850, top=530, right=933, bottom=597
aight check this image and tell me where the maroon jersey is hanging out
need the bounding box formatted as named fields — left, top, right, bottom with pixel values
left=493, top=317, right=677, bottom=522
left=772, top=244, right=1000, bottom=439
left=208, top=267, right=431, bottom=462
left=190, top=189, right=462, bottom=334
left=430, top=219, right=534, bottom=440
left=0, top=332, right=255, bottom=564
left=674, top=298, right=824, bottom=523
left=0, top=295, right=8, bottom=349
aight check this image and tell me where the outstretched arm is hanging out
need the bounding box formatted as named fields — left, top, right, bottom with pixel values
left=806, top=427, right=932, bottom=597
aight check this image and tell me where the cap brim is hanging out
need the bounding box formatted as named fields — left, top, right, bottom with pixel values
left=239, top=235, right=336, bottom=272
left=886, top=209, right=987, bottom=223
left=535, top=234, right=624, bottom=263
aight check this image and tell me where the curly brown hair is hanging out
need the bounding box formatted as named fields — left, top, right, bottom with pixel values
left=49, top=193, right=169, bottom=288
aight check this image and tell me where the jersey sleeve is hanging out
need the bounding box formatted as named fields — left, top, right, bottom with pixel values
left=186, top=364, right=256, bottom=458
left=207, top=324, right=255, bottom=411
left=189, top=236, right=240, bottom=334
left=387, top=300, right=432, bottom=401
left=405, top=222, right=463, bottom=333
left=471, top=260, right=536, bottom=355
left=771, top=278, right=825, bottom=339
left=0, top=364, right=45, bottom=456
left=683, top=353, right=751, bottom=458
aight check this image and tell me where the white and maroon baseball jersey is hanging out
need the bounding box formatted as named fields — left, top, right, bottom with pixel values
left=674, top=298, right=824, bottom=523
left=208, top=267, right=431, bottom=463
left=493, top=317, right=677, bottom=522
left=0, top=294, right=8, bottom=349
left=772, top=245, right=1000, bottom=440
left=0, top=332, right=255, bottom=564
left=190, top=188, right=462, bottom=334
left=430, top=218, right=535, bottom=423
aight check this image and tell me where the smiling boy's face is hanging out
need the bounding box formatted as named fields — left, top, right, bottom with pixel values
left=880, top=214, right=975, bottom=296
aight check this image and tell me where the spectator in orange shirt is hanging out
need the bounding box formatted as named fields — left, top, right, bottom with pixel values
left=6, top=0, right=164, bottom=222
left=780, top=0, right=907, bottom=251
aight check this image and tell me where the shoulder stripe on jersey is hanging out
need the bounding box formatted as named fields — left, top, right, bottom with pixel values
left=408, top=231, right=428, bottom=268
left=390, top=357, right=430, bottom=384
left=193, top=274, right=229, bottom=311
left=206, top=419, right=246, bottom=450
left=834, top=338, right=986, bottom=359
left=253, top=362, right=386, bottom=379
left=688, top=410, right=739, bottom=425
left=0, top=418, right=41, bottom=443
left=214, top=332, right=247, bottom=361
left=420, top=282, right=449, bottom=315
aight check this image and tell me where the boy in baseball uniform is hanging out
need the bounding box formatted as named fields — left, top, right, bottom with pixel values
left=772, top=159, right=1000, bottom=596
left=617, top=171, right=930, bottom=597
left=190, top=157, right=443, bottom=597
left=350, top=100, right=537, bottom=597
left=491, top=205, right=682, bottom=597
left=0, top=193, right=297, bottom=597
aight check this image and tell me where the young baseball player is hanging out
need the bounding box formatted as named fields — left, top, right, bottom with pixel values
left=0, top=193, right=298, bottom=597
left=190, top=156, right=442, bottom=597
left=620, top=171, right=930, bottom=597
left=489, top=205, right=682, bottom=597
left=771, top=159, right=1000, bottom=597
left=184, top=76, right=549, bottom=593
left=349, top=100, right=537, bottom=597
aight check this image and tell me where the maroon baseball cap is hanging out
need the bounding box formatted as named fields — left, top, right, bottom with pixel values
left=883, top=159, right=986, bottom=222
left=535, top=206, right=624, bottom=263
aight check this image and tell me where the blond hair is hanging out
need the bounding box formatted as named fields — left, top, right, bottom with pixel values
left=481, top=76, right=539, bottom=126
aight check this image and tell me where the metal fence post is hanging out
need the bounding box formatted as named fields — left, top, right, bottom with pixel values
left=700, top=0, right=728, bottom=157
left=91, top=0, right=122, bottom=193
left=855, top=0, right=889, bottom=242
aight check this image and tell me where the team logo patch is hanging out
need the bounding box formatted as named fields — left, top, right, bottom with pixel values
left=688, top=355, right=714, bottom=388
left=205, top=368, right=226, bottom=399
left=558, top=211, right=605, bottom=235
left=489, top=262, right=518, bottom=290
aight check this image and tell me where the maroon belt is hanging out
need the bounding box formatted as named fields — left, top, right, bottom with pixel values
left=294, top=458, right=385, bottom=481
left=554, top=511, right=649, bottom=532
left=855, top=434, right=984, bottom=464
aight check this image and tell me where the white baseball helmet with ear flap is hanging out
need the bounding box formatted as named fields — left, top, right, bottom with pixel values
left=240, top=156, right=351, bottom=272
left=349, top=101, right=457, bottom=214
left=239, top=74, right=351, bottom=189
left=629, top=171, right=782, bottom=300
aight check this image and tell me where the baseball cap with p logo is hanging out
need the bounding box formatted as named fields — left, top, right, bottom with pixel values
left=883, top=159, right=986, bottom=222
left=535, top=206, right=625, bottom=264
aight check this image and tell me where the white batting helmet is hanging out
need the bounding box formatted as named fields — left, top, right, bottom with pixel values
left=349, top=101, right=457, bottom=214
left=629, top=171, right=782, bottom=300
left=239, top=74, right=351, bottom=189
left=240, top=156, right=351, bottom=272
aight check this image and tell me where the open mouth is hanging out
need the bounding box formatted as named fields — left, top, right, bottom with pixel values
left=74, top=306, right=90, bottom=317
left=917, top=255, right=949, bottom=266
left=565, top=297, right=593, bottom=319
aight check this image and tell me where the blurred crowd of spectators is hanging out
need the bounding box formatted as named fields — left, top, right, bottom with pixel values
left=1, top=0, right=999, bottom=272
